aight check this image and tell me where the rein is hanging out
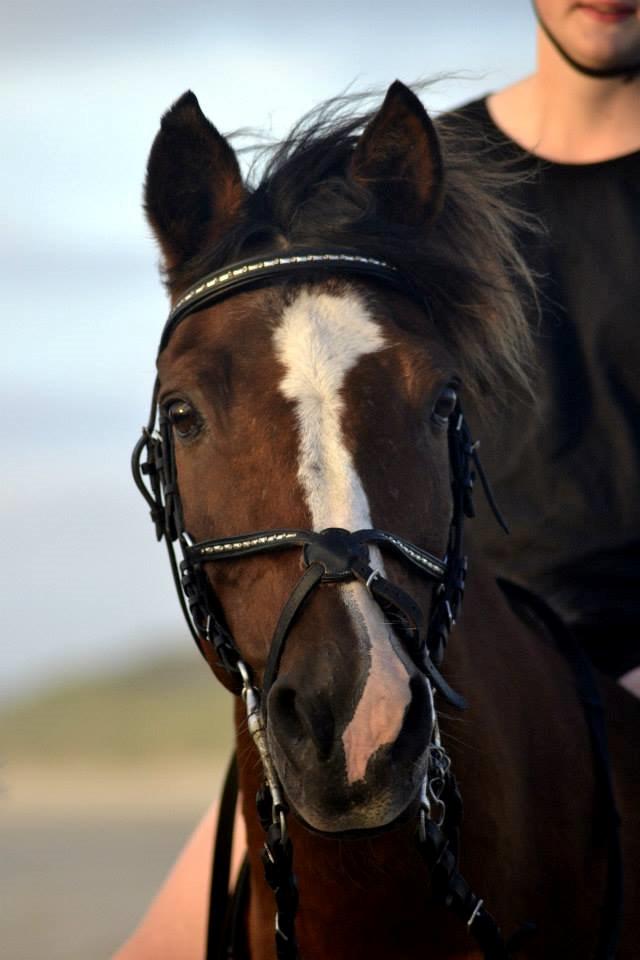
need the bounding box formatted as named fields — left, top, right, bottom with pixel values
left=131, top=248, right=620, bottom=960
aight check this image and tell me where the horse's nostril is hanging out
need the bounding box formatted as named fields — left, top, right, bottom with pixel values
left=271, top=686, right=303, bottom=743
left=391, top=674, right=433, bottom=765
left=271, top=684, right=336, bottom=763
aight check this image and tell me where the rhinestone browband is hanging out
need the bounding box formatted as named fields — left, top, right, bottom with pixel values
left=158, top=250, right=420, bottom=354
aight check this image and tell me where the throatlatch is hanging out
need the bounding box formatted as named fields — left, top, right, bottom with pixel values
left=131, top=248, right=528, bottom=960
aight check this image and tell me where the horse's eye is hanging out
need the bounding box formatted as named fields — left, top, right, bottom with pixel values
left=431, top=385, right=458, bottom=426
left=167, top=400, right=201, bottom=440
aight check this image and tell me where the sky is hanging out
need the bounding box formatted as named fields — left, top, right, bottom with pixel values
left=2, top=1, right=537, bottom=699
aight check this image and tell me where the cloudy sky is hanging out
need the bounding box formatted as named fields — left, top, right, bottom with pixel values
left=3, top=1, right=536, bottom=698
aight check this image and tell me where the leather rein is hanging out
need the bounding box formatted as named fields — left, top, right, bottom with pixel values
left=131, top=249, right=620, bottom=960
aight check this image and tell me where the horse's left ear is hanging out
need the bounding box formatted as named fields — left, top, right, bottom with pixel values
left=349, top=81, right=444, bottom=226
left=144, top=91, right=246, bottom=272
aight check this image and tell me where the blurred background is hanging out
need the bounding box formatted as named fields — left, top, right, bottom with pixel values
left=2, top=1, right=534, bottom=956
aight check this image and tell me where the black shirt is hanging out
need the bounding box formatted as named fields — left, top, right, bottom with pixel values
left=446, top=99, right=640, bottom=676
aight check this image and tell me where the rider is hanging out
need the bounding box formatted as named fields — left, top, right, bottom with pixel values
left=446, top=0, right=640, bottom=699
left=112, top=3, right=640, bottom=956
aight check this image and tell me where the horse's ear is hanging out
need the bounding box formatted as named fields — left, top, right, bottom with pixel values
left=144, top=91, right=246, bottom=271
left=349, top=81, right=443, bottom=226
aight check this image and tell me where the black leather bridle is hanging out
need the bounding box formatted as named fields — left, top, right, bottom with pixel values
left=132, top=249, right=502, bottom=702
left=131, top=248, right=532, bottom=960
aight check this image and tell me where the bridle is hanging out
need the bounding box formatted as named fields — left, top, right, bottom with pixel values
left=133, top=249, right=504, bottom=689
left=132, top=249, right=529, bottom=960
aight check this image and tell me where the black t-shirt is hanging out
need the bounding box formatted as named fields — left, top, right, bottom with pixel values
left=445, top=99, right=640, bottom=676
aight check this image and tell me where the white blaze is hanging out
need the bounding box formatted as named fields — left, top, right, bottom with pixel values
left=273, top=289, right=411, bottom=784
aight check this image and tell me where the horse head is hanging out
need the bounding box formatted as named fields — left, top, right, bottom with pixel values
left=139, top=82, right=530, bottom=836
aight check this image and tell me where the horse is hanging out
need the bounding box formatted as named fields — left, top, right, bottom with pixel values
left=132, top=81, right=640, bottom=960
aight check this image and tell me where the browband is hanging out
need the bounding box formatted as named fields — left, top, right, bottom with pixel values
left=159, top=250, right=418, bottom=354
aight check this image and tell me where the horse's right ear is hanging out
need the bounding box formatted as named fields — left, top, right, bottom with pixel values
left=349, top=81, right=444, bottom=226
left=144, top=91, right=246, bottom=272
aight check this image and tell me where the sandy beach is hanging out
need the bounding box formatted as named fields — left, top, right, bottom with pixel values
left=2, top=760, right=226, bottom=960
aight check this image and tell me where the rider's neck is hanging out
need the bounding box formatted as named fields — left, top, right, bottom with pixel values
left=487, top=27, right=640, bottom=164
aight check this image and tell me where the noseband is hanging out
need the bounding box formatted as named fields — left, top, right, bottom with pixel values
left=132, top=249, right=517, bottom=960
